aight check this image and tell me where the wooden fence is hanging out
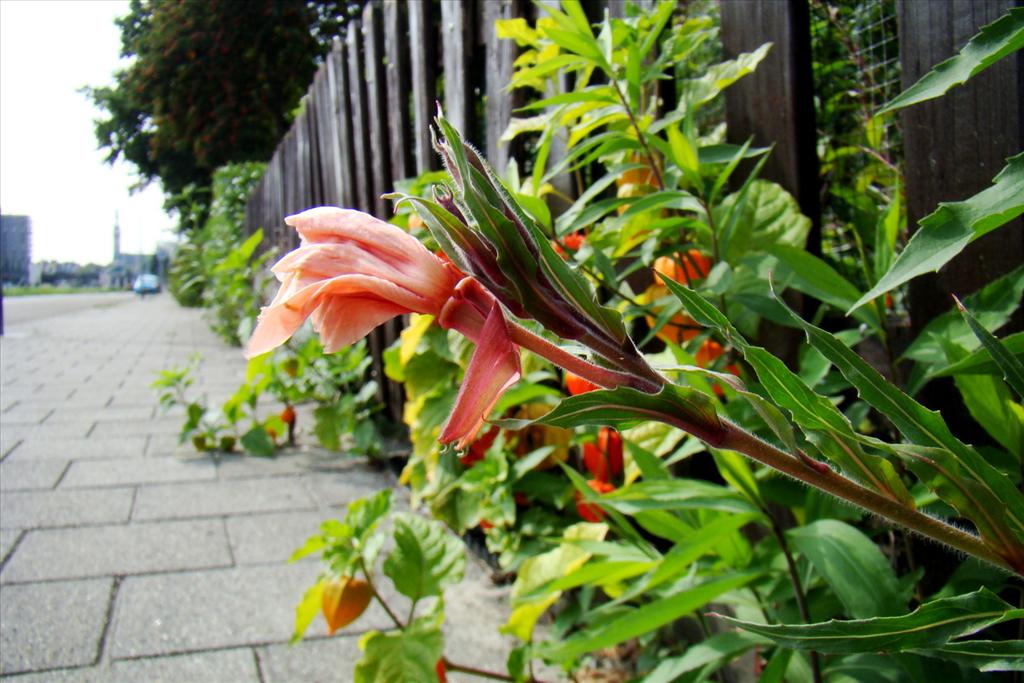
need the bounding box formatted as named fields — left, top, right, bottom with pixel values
left=244, top=0, right=1023, bottom=421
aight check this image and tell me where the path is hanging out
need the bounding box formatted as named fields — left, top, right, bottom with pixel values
left=0, top=293, right=516, bottom=682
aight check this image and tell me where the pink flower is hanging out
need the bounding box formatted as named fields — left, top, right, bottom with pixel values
left=245, top=207, right=460, bottom=356
left=245, top=206, right=520, bottom=449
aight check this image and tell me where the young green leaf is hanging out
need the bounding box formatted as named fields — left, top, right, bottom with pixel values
left=290, top=579, right=326, bottom=644
left=878, top=8, right=1024, bottom=113
left=713, top=588, right=1024, bottom=654
left=955, top=295, right=1024, bottom=398
left=643, top=631, right=769, bottom=683
left=788, top=520, right=906, bottom=619
left=851, top=153, right=1024, bottom=312
left=354, top=622, right=445, bottom=683
left=382, top=513, right=466, bottom=602
left=240, top=425, right=275, bottom=457
left=537, top=572, right=760, bottom=662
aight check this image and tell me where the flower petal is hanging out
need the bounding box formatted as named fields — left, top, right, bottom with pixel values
left=440, top=303, right=521, bottom=449
left=312, top=296, right=409, bottom=353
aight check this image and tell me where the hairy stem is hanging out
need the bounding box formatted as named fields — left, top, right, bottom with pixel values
left=358, top=559, right=405, bottom=630
left=718, top=422, right=1017, bottom=575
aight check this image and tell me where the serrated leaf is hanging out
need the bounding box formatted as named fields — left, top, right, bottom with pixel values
left=537, top=572, right=760, bottom=662
left=879, top=8, right=1024, bottom=113
left=956, top=296, right=1024, bottom=398
left=789, top=520, right=906, bottom=619
left=382, top=513, right=465, bottom=602
left=714, top=588, right=1024, bottom=654
left=769, top=244, right=880, bottom=331
left=775, top=288, right=1024, bottom=544
left=355, top=622, right=444, bottom=683
left=934, top=332, right=1024, bottom=378
left=852, top=153, right=1024, bottom=312
left=664, top=281, right=912, bottom=505
left=600, top=479, right=759, bottom=516
left=913, top=639, right=1024, bottom=672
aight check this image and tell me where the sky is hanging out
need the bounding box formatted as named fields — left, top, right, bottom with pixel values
left=0, top=0, right=175, bottom=265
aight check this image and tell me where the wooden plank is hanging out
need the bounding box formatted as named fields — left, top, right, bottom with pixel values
left=482, top=0, right=526, bottom=173
left=384, top=0, right=413, bottom=183
left=329, top=41, right=357, bottom=208
left=363, top=1, right=392, bottom=217
left=720, top=0, right=821, bottom=252
left=408, top=0, right=438, bottom=174
left=346, top=20, right=373, bottom=212
left=898, top=0, right=1023, bottom=332
left=441, top=0, right=474, bottom=141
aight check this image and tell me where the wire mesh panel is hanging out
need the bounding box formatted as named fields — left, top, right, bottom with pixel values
left=809, top=0, right=902, bottom=280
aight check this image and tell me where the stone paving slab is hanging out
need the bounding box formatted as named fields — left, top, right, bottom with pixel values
left=0, top=460, right=69, bottom=491
left=1, top=423, right=98, bottom=455
left=3, top=436, right=150, bottom=462
left=258, top=637, right=363, bottom=683
left=89, top=418, right=182, bottom=439
left=306, top=467, right=397, bottom=507
left=0, top=529, right=22, bottom=564
left=0, top=578, right=113, bottom=675
left=0, top=405, right=53, bottom=425
left=108, top=564, right=392, bottom=658
left=131, top=477, right=316, bottom=521
left=42, top=406, right=155, bottom=423
left=60, top=456, right=216, bottom=489
left=225, top=511, right=325, bottom=565
left=6, top=649, right=260, bottom=683
left=1, top=519, right=232, bottom=584
left=0, top=488, right=135, bottom=530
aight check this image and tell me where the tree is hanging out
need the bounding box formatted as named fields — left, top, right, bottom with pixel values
left=87, top=0, right=357, bottom=231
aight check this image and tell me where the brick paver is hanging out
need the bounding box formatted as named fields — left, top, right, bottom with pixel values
left=0, top=294, right=520, bottom=681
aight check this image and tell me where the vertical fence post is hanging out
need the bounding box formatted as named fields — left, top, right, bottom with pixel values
left=483, top=0, right=525, bottom=174
left=897, top=0, right=1024, bottom=333
left=441, top=1, right=476, bottom=143
left=408, top=1, right=438, bottom=174
left=719, top=0, right=821, bottom=251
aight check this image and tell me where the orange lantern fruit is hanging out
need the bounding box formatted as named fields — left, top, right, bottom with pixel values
left=322, top=577, right=373, bottom=635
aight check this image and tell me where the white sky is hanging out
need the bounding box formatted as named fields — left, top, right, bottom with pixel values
left=0, top=0, right=175, bottom=265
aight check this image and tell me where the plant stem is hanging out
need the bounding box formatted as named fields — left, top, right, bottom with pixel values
left=610, top=77, right=664, bottom=191
left=508, top=323, right=662, bottom=394
left=358, top=559, right=405, bottom=630
left=766, top=512, right=822, bottom=683
left=442, top=657, right=516, bottom=681
left=718, top=422, right=1018, bottom=575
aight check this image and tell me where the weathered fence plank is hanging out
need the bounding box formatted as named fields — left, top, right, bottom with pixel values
left=384, top=0, right=413, bottom=184
left=483, top=0, right=525, bottom=173
left=347, top=20, right=374, bottom=213
left=898, top=0, right=1024, bottom=332
left=363, top=2, right=392, bottom=218
left=408, top=0, right=438, bottom=174
left=720, top=0, right=822, bottom=252
left=441, top=0, right=475, bottom=142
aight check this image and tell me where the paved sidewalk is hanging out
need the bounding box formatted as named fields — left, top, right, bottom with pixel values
left=0, top=293, right=515, bottom=682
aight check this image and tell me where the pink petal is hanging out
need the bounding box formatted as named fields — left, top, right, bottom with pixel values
left=440, top=303, right=521, bottom=449
left=312, top=296, right=409, bottom=352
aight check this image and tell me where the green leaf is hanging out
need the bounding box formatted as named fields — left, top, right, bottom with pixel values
left=240, top=425, right=275, bottom=457
left=382, top=513, right=465, bottom=602
left=504, top=523, right=608, bottom=642
left=956, top=296, right=1024, bottom=398
left=769, top=244, right=880, bottom=331
left=788, top=520, right=906, bottom=618
left=902, top=265, right=1024, bottom=368
left=643, top=631, right=768, bottom=683
left=600, top=479, right=759, bottom=516
left=355, top=621, right=444, bottom=683
left=878, top=8, right=1024, bottom=113
left=913, top=640, right=1024, bottom=672
left=715, top=588, right=1024, bottom=654
left=503, top=385, right=723, bottom=447
left=775, top=290, right=1024, bottom=542
left=537, top=572, right=760, bottom=662
left=934, top=331, right=1024, bottom=378
left=665, top=282, right=912, bottom=506
left=680, top=43, right=772, bottom=110
left=717, top=180, right=811, bottom=264
left=290, top=579, right=325, bottom=644
left=851, top=153, right=1024, bottom=312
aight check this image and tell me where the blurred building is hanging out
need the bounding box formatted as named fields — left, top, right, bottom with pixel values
left=105, top=215, right=154, bottom=288
left=1, top=214, right=32, bottom=285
